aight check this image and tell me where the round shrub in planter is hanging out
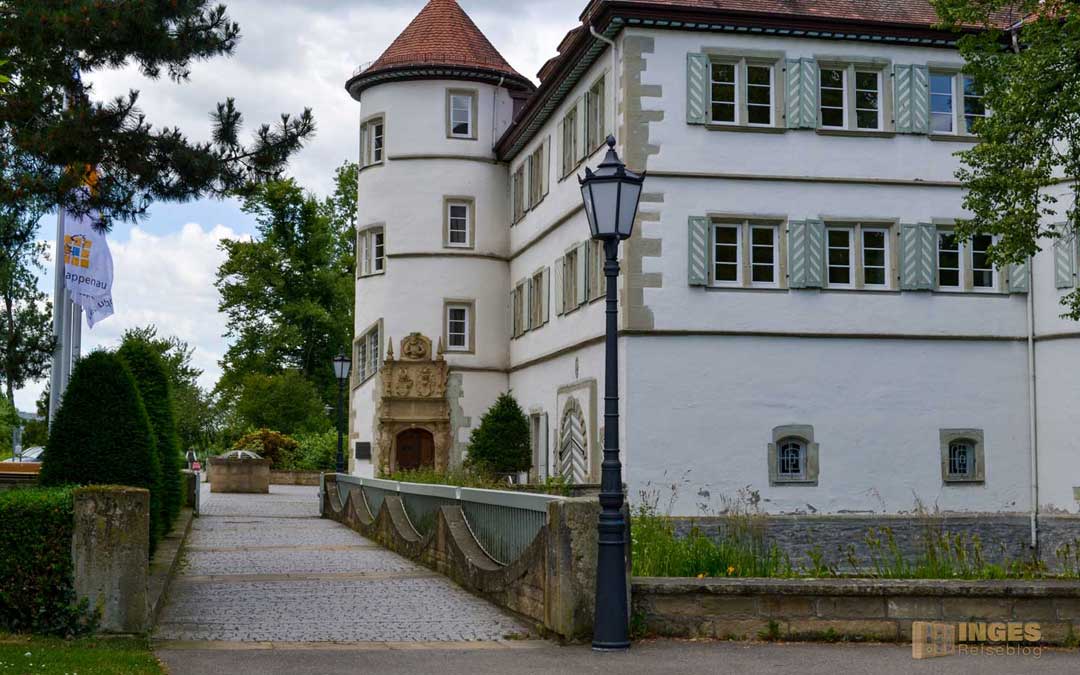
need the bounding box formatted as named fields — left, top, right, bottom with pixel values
left=39, top=351, right=163, bottom=554
left=232, top=428, right=300, bottom=469
left=118, top=338, right=184, bottom=535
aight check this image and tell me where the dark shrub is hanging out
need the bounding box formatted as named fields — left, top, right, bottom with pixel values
left=0, top=487, right=94, bottom=635
left=118, top=339, right=184, bottom=533
left=232, top=428, right=300, bottom=468
left=39, top=351, right=163, bottom=554
left=465, top=392, right=531, bottom=475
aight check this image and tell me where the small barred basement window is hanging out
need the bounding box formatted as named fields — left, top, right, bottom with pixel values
left=767, top=425, right=819, bottom=486
left=940, top=429, right=985, bottom=484
left=777, top=439, right=806, bottom=479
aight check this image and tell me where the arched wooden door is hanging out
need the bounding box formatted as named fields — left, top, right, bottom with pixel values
left=396, top=428, right=435, bottom=471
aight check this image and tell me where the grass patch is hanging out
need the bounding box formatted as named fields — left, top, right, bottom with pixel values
left=0, top=635, right=163, bottom=674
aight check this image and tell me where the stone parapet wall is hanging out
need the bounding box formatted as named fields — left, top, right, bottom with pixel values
left=322, top=475, right=614, bottom=640
left=209, top=457, right=270, bottom=493
left=672, top=513, right=1080, bottom=571
left=270, top=470, right=322, bottom=486
left=633, top=577, right=1080, bottom=645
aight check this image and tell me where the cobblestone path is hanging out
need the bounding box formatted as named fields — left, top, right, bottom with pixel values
left=154, top=484, right=530, bottom=643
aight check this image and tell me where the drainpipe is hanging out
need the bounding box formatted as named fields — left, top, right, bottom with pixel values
left=589, top=24, right=618, bottom=141
left=1027, top=260, right=1039, bottom=551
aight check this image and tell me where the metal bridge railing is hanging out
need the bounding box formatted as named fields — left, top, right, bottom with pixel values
left=332, top=474, right=565, bottom=566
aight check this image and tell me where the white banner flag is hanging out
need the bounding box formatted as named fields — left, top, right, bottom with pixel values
left=63, top=210, right=114, bottom=328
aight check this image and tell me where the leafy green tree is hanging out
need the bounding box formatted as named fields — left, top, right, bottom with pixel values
left=933, top=0, right=1080, bottom=317
left=215, top=163, right=356, bottom=408
left=233, top=371, right=330, bottom=437
left=117, top=337, right=183, bottom=533
left=39, top=351, right=163, bottom=554
left=0, top=237, right=54, bottom=405
left=465, top=392, right=531, bottom=475
left=0, top=396, right=17, bottom=458
left=0, top=1, right=315, bottom=227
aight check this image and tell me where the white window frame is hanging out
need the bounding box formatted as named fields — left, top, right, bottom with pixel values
left=961, top=74, right=987, bottom=135
left=357, top=226, right=385, bottom=277
left=712, top=223, right=742, bottom=286
left=361, top=117, right=384, bottom=166
left=826, top=227, right=855, bottom=289
left=563, top=248, right=579, bottom=310
left=709, top=60, right=738, bottom=125
left=585, top=76, right=606, bottom=150
left=745, top=62, right=775, bottom=127
left=930, top=72, right=986, bottom=137
left=861, top=226, right=891, bottom=289
left=355, top=322, right=381, bottom=384
left=822, top=222, right=894, bottom=290
left=530, top=270, right=544, bottom=329
left=445, top=303, right=471, bottom=352
left=819, top=67, right=847, bottom=130
left=446, top=200, right=471, bottom=248
left=711, top=220, right=780, bottom=289
left=560, top=107, right=578, bottom=177
left=819, top=63, right=888, bottom=132
left=749, top=224, right=778, bottom=286
left=708, top=58, right=777, bottom=128
left=448, top=91, right=475, bottom=139
left=929, top=71, right=956, bottom=134
left=936, top=228, right=998, bottom=293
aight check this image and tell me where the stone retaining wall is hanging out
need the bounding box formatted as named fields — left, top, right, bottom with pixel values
left=672, top=513, right=1080, bottom=572
left=322, top=474, right=619, bottom=640
left=270, top=470, right=321, bottom=486
left=633, top=577, right=1080, bottom=645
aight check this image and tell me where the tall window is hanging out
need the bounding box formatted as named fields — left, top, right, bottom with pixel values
left=820, top=65, right=883, bottom=131
left=930, top=72, right=986, bottom=135
left=585, top=76, right=605, bottom=150
left=777, top=439, right=805, bottom=480
left=561, top=107, right=578, bottom=177
left=445, top=303, right=471, bottom=352
left=530, top=269, right=544, bottom=329
left=446, top=200, right=471, bottom=248
left=563, top=247, right=579, bottom=310
left=587, top=239, right=606, bottom=301
left=448, top=91, right=475, bottom=138
left=511, top=165, right=525, bottom=223
left=937, top=230, right=997, bottom=291
left=825, top=223, right=892, bottom=289
left=529, top=144, right=545, bottom=207
left=356, top=323, right=380, bottom=383
left=357, top=227, right=385, bottom=276
left=361, top=117, right=384, bottom=166
left=513, top=282, right=525, bottom=337
left=712, top=221, right=779, bottom=288
left=709, top=59, right=776, bottom=127
left=366, top=330, right=379, bottom=379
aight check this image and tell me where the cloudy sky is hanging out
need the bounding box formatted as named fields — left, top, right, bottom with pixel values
left=19, top=0, right=585, bottom=411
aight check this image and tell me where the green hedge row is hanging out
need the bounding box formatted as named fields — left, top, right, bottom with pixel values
left=0, top=487, right=93, bottom=636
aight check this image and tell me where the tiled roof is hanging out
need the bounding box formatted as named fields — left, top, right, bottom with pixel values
left=357, top=0, right=531, bottom=88
left=582, top=0, right=1017, bottom=29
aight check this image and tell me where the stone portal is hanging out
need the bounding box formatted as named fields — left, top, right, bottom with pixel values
left=373, top=333, right=451, bottom=474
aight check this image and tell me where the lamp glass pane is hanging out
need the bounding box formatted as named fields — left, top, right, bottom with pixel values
left=588, top=181, right=621, bottom=236
left=580, top=184, right=598, bottom=238
left=617, top=181, right=642, bottom=237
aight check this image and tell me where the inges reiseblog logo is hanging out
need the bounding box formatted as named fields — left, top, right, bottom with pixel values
left=912, top=621, right=1043, bottom=659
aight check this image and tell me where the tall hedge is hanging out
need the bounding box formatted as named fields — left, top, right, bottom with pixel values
left=0, top=487, right=93, bottom=635
left=465, top=392, right=531, bottom=475
left=118, top=339, right=184, bottom=533
left=39, top=351, right=163, bottom=554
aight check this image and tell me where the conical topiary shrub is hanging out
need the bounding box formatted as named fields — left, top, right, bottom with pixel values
left=118, top=339, right=184, bottom=535
left=465, top=392, right=531, bottom=476
left=39, top=351, right=163, bottom=554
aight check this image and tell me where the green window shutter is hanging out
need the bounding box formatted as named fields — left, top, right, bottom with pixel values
left=686, top=52, right=710, bottom=125
left=509, top=288, right=517, bottom=337
left=554, top=257, right=564, bottom=315
left=523, top=279, right=532, bottom=331
left=687, top=216, right=709, bottom=286
left=788, top=220, right=823, bottom=288
left=575, top=242, right=588, bottom=306
left=1054, top=228, right=1077, bottom=289
left=900, top=222, right=936, bottom=290
left=1008, top=259, right=1030, bottom=294
left=576, top=98, right=588, bottom=160
left=894, top=65, right=930, bottom=135
left=786, top=58, right=817, bottom=129
left=541, top=266, right=550, bottom=324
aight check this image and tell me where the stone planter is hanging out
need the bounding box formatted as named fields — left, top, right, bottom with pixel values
left=208, top=457, right=271, bottom=493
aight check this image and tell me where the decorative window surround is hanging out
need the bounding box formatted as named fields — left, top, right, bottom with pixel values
left=768, top=424, right=819, bottom=486
left=688, top=49, right=785, bottom=131
left=443, top=197, right=474, bottom=249
left=444, top=299, right=475, bottom=353
left=446, top=89, right=478, bottom=140
left=940, top=428, right=986, bottom=484
left=360, top=115, right=385, bottom=167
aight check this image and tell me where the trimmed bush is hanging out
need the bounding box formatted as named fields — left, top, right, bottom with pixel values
left=232, top=428, right=300, bottom=468
left=118, top=339, right=184, bottom=534
left=290, top=431, right=337, bottom=471
left=465, top=392, right=531, bottom=475
left=39, top=351, right=163, bottom=555
left=0, top=487, right=94, bottom=635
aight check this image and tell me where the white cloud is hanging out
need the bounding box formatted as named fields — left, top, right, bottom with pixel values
left=14, top=223, right=247, bottom=411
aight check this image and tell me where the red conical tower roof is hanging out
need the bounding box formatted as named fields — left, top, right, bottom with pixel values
left=346, top=0, right=533, bottom=99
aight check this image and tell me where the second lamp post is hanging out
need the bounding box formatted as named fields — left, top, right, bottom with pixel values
left=332, top=351, right=352, bottom=474
left=578, top=135, right=645, bottom=651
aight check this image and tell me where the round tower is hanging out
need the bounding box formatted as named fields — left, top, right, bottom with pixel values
left=344, top=0, right=533, bottom=476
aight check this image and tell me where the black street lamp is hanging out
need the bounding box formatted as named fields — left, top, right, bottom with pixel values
left=332, top=351, right=352, bottom=474
left=578, top=135, right=645, bottom=651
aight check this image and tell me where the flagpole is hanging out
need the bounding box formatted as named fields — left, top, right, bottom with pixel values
left=71, top=304, right=82, bottom=364
left=49, top=209, right=68, bottom=422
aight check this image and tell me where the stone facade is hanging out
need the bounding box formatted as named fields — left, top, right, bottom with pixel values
left=633, top=577, right=1080, bottom=644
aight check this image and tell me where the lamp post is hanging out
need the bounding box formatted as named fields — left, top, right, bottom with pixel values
left=578, top=135, right=645, bottom=651
left=332, top=351, right=352, bottom=474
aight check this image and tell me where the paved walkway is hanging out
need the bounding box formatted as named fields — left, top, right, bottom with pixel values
left=154, top=484, right=529, bottom=644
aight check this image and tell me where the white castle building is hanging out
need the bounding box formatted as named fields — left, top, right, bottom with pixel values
left=344, top=0, right=1080, bottom=533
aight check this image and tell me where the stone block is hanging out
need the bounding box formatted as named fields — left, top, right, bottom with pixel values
left=887, top=597, right=943, bottom=620
left=757, top=595, right=816, bottom=618
left=816, top=596, right=887, bottom=619
left=941, top=597, right=1011, bottom=620
left=209, top=457, right=270, bottom=493
left=72, top=486, right=149, bottom=633
left=1011, top=598, right=1058, bottom=621
left=1032, top=621, right=1076, bottom=644
left=1053, top=598, right=1080, bottom=621
left=787, top=618, right=898, bottom=642
left=705, top=618, right=777, bottom=640
left=181, top=470, right=199, bottom=514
